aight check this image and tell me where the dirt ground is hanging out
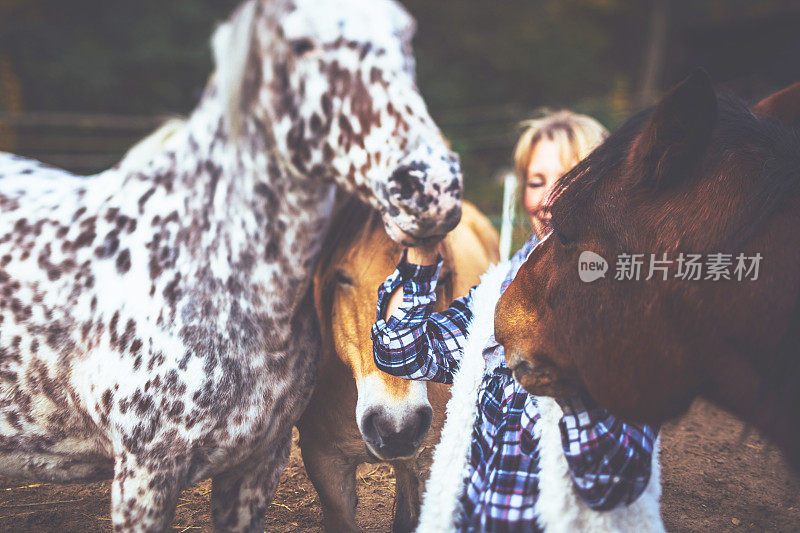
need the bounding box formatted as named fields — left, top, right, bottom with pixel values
left=0, top=399, right=797, bottom=532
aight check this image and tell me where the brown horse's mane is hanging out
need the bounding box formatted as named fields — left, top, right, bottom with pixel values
left=550, top=93, right=800, bottom=251
left=317, top=195, right=384, bottom=281
left=313, top=195, right=382, bottom=360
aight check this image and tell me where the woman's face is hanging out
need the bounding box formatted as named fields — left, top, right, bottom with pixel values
left=523, top=139, right=576, bottom=239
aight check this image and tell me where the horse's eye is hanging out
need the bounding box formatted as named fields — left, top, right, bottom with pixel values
left=553, top=227, right=575, bottom=247
left=334, top=269, right=354, bottom=287
left=289, top=38, right=315, bottom=56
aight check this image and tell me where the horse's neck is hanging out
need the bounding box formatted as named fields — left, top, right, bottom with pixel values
left=709, top=302, right=800, bottom=465
left=120, top=97, right=335, bottom=317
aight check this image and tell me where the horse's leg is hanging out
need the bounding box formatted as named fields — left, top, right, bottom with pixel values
left=111, top=453, right=184, bottom=532
left=391, top=462, right=422, bottom=533
left=299, top=435, right=359, bottom=532
left=211, top=431, right=291, bottom=533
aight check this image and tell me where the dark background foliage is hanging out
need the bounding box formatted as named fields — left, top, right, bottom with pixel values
left=1, top=0, right=799, bottom=213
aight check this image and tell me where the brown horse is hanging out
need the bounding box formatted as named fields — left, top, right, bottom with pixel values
left=495, top=72, right=800, bottom=469
left=298, top=198, right=498, bottom=532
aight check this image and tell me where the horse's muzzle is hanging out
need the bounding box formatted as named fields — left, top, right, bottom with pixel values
left=360, top=404, right=433, bottom=461
left=382, top=149, right=463, bottom=244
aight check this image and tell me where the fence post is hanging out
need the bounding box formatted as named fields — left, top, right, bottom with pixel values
left=499, top=171, right=517, bottom=262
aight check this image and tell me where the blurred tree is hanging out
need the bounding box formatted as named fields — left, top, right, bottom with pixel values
left=2, top=0, right=797, bottom=119
left=0, top=54, right=22, bottom=149
left=0, top=0, right=238, bottom=114
left=1, top=0, right=798, bottom=212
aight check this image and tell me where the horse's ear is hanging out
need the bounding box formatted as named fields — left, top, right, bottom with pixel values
left=752, top=82, right=800, bottom=126
left=631, top=69, right=717, bottom=192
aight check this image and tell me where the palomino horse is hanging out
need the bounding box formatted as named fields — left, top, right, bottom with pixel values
left=496, top=71, right=800, bottom=468
left=0, top=0, right=462, bottom=530
left=299, top=198, right=498, bottom=532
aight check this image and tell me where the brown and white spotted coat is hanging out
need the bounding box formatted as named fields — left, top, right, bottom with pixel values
left=0, top=1, right=462, bottom=531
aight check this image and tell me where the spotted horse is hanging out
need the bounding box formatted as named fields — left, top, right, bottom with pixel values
left=0, top=0, right=462, bottom=531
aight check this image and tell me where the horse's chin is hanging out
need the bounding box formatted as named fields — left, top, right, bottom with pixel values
left=507, top=356, right=577, bottom=401
left=363, top=441, right=417, bottom=463
left=382, top=218, right=446, bottom=248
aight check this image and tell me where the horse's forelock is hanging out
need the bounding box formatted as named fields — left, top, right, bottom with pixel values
left=316, top=196, right=380, bottom=288
left=313, top=196, right=381, bottom=361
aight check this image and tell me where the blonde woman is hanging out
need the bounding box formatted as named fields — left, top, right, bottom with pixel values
left=372, top=111, right=664, bottom=531
left=515, top=110, right=608, bottom=238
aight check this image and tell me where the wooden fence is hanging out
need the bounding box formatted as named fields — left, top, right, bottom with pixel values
left=0, top=112, right=172, bottom=175
left=0, top=104, right=533, bottom=175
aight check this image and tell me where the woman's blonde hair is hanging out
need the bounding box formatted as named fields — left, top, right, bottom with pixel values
left=513, top=110, right=608, bottom=182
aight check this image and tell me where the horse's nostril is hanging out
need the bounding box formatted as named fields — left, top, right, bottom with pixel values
left=412, top=405, right=433, bottom=446
left=389, top=162, right=428, bottom=201
left=439, top=205, right=462, bottom=234
left=361, top=410, right=384, bottom=448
